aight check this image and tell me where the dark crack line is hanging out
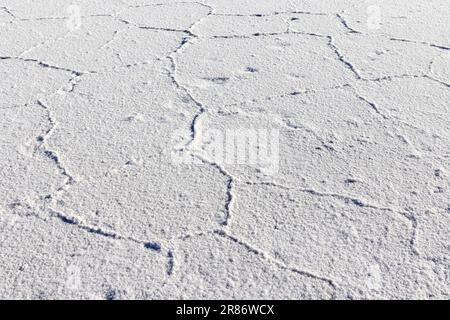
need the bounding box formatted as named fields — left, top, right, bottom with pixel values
left=352, top=91, right=389, bottom=119
left=5, top=201, right=164, bottom=255
left=222, top=179, right=234, bottom=226
left=243, top=181, right=292, bottom=190
left=166, top=250, right=175, bottom=276
left=243, top=181, right=410, bottom=219
left=424, top=75, right=450, bottom=88
left=162, top=4, right=238, bottom=230
left=164, top=5, right=213, bottom=147
left=18, top=32, right=72, bottom=59
left=191, top=154, right=235, bottom=227
left=138, top=25, right=194, bottom=37
left=403, top=210, right=421, bottom=257
left=35, top=99, right=76, bottom=201
left=297, top=187, right=421, bottom=257
left=210, top=30, right=326, bottom=39
left=221, top=84, right=351, bottom=109
left=52, top=209, right=120, bottom=239
left=64, top=73, right=84, bottom=93
left=165, top=56, right=206, bottom=147
left=211, top=11, right=328, bottom=18
left=14, top=14, right=118, bottom=22
left=392, top=209, right=442, bottom=264
left=50, top=207, right=177, bottom=277
left=361, top=73, right=424, bottom=83
left=239, top=181, right=421, bottom=262
left=213, top=230, right=338, bottom=291
left=48, top=207, right=166, bottom=254
left=116, top=17, right=194, bottom=36
left=30, top=71, right=92, bottom=206
left=125, top=1, right=212, bottom=10
left=282, top=119, right=337, bottom=152
left=212, top=31, right=288, bottom=39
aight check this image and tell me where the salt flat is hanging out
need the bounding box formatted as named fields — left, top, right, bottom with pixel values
left=0, top=0, right=449, bottom=300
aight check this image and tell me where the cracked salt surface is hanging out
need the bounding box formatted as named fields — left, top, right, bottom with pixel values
left=0, top=0, right=449, bottom=300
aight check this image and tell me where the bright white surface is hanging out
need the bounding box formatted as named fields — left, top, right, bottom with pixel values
left=0, top=0, right=449, bottom=299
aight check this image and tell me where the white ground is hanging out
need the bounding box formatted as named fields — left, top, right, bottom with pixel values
left=0, top=0, right=449, bottom=300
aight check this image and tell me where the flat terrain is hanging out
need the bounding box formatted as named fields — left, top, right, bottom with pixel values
left=0, top=0, right=449, bottom=299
